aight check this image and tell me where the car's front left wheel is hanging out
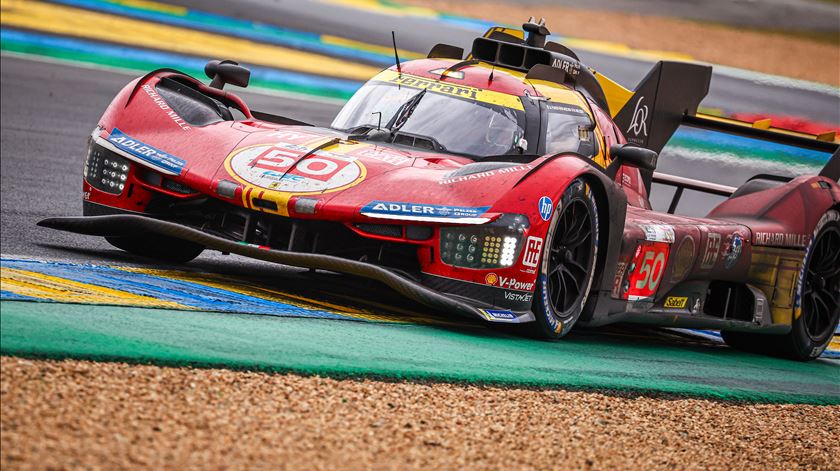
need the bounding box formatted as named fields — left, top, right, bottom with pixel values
left=527, top=178, right=599, bottom=339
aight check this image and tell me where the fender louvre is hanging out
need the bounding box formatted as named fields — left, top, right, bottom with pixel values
left=155, top=77, right=232, bottom=126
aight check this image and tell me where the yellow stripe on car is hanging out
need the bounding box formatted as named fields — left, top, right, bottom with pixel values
left=372, top=69, right=525, bottom=110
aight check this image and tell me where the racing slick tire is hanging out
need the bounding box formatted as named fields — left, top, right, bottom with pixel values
left=722, top=209, right=840, bottom=361
left=526, top=178, right=599, bottom=339
left=105, top=234, right=204, bottom=263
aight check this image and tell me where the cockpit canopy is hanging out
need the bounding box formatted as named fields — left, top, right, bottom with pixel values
left=331, top=68, right=597, bottom=159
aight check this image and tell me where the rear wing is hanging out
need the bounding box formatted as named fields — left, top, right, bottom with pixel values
left=431, top=23, right=839, bottom=183
left=600, top=61, right=840, bottom=198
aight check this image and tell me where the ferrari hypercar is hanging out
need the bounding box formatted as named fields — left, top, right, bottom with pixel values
left=40, top=19, right=840, bottom=360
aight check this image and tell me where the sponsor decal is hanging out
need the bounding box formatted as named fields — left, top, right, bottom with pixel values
left=141, top=84, right=191, bottom=131
left=627, top=96, right=648, bottom=137
left=664, top=296, right=688, bottom=309
left=480, top=309, right=517, bottom=321
left=641, top=224, right=675, bottom=243
left=521, top=236, right=543, bottom=269
left=429, top=68, right=464, bottom=80
left=545, top=103, right=587, bottom=116
left=626, top=241, right=670, bottom=300
left=485, top=273, right=535, bottom=292
left=227, top=143, right=365, bottom=194
left=538, top=196, right=553, bottom=221
left=107, top=128, right=186, bottom=175
left=621, top=172, right=632, bottom=187
left=550, top=57, right=580, bottom=78
left=538, top=274, right=562, bottom=333
left=701, top=232, right=721, bottom=269
left=265, top=130, right=323, bottom=144
left=362, top=201, right=490, bottom=219
left=438, top=164, right=532, bottom=185
left=671, top=236, right=695, bottom=281
left=723, top=234, right=743, bottom=269
left=504, top=291, right=533, bottom=303
left=347, top=147, right=412, bottom=166
left=388, top=74, right=476, bottom=102
left=612, top=261, right=627, bottom=297
left=373, top=70, right=525, bottom=111
left=754, top=232, right=809, bottom=248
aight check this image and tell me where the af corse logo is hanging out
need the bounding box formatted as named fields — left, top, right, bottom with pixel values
left=521, top=236, right=543, bottom=268
left=700, top=233, right=721, bottom=269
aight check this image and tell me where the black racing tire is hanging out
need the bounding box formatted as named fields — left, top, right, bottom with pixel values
left=106, top=233, right=204, bottom=263
left=526, top=178, right=599, bottom=339
left=722, top=209, right=840, bottom=361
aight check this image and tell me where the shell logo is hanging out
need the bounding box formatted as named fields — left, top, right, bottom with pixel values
left=485, top=273, right=498, bottom=285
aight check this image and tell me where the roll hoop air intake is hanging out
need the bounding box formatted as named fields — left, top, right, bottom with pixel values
left=469, top=18, right=610, bottom=113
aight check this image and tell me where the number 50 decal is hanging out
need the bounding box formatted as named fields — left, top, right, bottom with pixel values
left=626, top=241, right=670, bottom=300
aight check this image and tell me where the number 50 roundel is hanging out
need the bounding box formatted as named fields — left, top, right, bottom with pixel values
left=626, top=241, right=670, bottom=300
left=226, top=144, right=366, bottom=194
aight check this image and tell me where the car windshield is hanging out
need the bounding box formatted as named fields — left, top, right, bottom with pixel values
left=331, top=82, right=527, bottom=158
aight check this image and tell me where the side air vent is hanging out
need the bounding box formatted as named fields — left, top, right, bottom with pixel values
left=471, top=36, right=609, bottom=113
left=353, top=224, right=433, bottom=241
left=703, top=281, right=754, bottom=322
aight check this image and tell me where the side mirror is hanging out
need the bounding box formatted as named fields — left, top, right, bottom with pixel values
left=610, top=144, right=658, bottom=171
left=205, top=60, right=250, bottom=90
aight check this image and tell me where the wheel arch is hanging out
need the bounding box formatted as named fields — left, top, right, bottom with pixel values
left=575, top=169, right=628, bottom=324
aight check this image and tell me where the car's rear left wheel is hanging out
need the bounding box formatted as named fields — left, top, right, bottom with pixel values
left=527, top=178, right=599, bottom=339
left=722, top=209, right=840, bottom=361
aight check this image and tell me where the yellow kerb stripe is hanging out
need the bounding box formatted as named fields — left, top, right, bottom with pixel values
left=0, top=267, right=188, bottom=308
left=0, top=0, right=380, bottom=81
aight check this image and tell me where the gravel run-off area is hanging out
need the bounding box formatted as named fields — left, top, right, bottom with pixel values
left=403, top=0, right=840, bottom=87
left=2, top=356, right=838, bottom=470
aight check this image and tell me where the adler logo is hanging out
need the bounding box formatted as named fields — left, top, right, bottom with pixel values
left=372, top=203, right=434, bottom=214
left=627, top=96, right=649, bottom=137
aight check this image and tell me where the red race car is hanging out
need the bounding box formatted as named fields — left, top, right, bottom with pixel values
left=41, top=19, right=840, bottom=360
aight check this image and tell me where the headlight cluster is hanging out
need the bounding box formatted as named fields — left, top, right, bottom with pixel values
left=440, top=214, right=529, bottom=269
left=84, top=143, right=130, bottom=194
